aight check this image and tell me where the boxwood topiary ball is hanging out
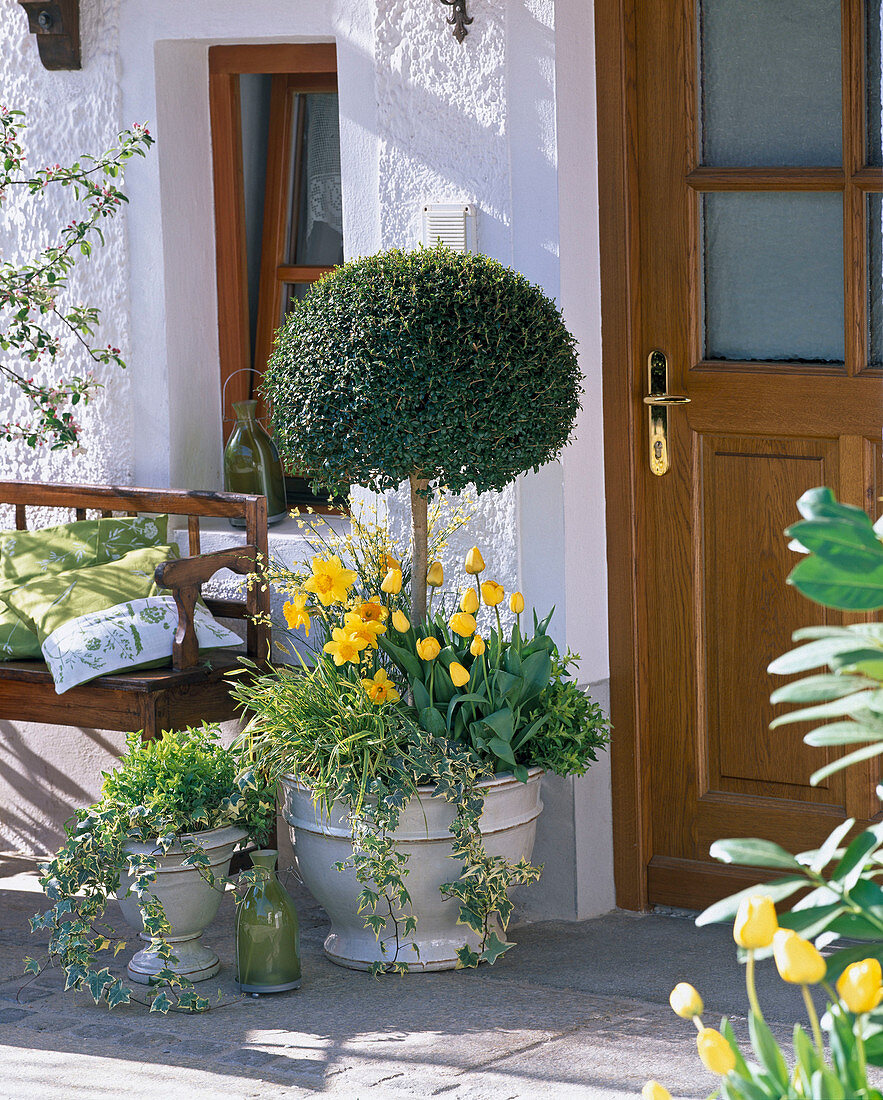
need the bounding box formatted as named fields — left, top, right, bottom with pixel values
left=263, top=245, right=581, bottom=498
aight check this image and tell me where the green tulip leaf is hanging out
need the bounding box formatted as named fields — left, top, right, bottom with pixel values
left=803, top=721, right=883, bottom=747
left=748, top=1011, right=789, bottom=1088
left=411, top=679, right=431, bottom=712
left=487, top=737, right=517, bottom=767
left=697, top=875, right=807, bottom=927
left=770, top=690, right=883, bottom=727
left=788, top=554, right=883, bottom=611
left=378, top=637, right=424, bottom=683
left=708, top=838, right=803, bottom=871
left=786, top=518, right=883, bottom=569
left=796, top=487, right=871, bottom=527
left=418, top=706, right=446, bottom=736
left=480, top=708, right=515, bottom=744
left=769, top=637, right=883, bottom=676
left=770, top=674, right=873, bottom=705
left=811, top=743, right=883, bottom=786
left=830, top=824, right=883, bottom=887
left=806, top=818, right=856, bottom=874
left=518, top=650, right=553, bottom=704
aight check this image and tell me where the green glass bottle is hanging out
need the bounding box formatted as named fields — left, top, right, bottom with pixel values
left=223, top=400, right=288, bottom=526
left=234, top=849, right=302, bottom=993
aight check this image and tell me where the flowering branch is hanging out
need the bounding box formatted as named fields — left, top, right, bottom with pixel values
left=0, top=105, right=154, bottom=449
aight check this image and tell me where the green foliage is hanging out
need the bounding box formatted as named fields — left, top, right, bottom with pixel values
left=263, top=245, right=581, bottom=499
left=232, top=663, right=543, bottom=973
left=0, top=106, right=153, bottom=448
left=27, top=724, right=273, bottom=1013
left=524, top=650, right=611, bottom=776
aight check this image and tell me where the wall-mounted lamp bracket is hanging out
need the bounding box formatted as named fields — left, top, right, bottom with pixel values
left=439, top=0, right=473, bottom=43
left=18, top=0, right=81, bottom=70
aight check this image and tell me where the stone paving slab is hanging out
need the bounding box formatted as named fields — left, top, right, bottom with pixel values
left=0, top=850, right=877, bottom=1099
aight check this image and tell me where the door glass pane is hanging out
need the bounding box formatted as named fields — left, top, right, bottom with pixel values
left=699, top=0, right=842, bottom=166
left=869, top=0, right=882, bottom=166
left=870, top=195, right=883, bottom=365
left=285, top=93, right=344, bottom=267
left=702, top=192, right=844, bottom=362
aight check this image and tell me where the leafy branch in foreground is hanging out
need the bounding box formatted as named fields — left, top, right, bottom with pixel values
left=0, top=104, right=153, bottom=448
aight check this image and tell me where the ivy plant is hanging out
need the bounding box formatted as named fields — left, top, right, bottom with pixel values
left=263, top=245, right=581, bottom=620
left=26, top=724, right=274, bottom=1013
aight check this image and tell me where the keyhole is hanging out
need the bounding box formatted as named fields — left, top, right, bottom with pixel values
left=653, top=440, right=663, bottom=460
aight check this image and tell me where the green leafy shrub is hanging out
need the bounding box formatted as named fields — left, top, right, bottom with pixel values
left=27, top=724, right=273, bottom=1013
left=263, top=244, right=581, bottom=619
left=523, top=652, right=610, bottom=777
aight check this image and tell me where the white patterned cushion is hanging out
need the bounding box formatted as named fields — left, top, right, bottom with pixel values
left=41, top=595, right=242, bottom=695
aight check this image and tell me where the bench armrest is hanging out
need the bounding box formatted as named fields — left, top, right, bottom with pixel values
left=154, top=546, right=258, bottom=670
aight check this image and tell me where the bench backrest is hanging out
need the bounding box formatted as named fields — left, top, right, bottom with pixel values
left=0, top=481, right=270, bottom=662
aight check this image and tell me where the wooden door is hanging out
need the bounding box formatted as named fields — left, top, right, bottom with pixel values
left=598, top=0, right=883, bottom=909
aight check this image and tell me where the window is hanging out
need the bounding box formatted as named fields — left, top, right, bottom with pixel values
left=209, top=44, right=343, bottom=507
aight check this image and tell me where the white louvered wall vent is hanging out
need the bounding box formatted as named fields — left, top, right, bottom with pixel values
left=421, top=203, right=477, bottom=253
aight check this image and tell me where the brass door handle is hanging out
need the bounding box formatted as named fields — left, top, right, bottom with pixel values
left=643, top=394, right=691, bottom=407
left=645, top=350, right=688, bottom=475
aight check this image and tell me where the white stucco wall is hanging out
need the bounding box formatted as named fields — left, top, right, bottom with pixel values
left=0, top=0, right=615, bottom=920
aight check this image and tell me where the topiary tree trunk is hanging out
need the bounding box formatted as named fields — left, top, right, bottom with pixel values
left=409, top=473, right=429, bottom=625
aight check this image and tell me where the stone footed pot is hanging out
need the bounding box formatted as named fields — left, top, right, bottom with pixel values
left=280, top=769, right=543, bottom=972
left=117, top=824, right=247, bottom=984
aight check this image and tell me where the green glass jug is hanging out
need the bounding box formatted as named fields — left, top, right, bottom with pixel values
left=234, top=849, right=302, bottom=993
left=223, top=400, right=288, bottom=526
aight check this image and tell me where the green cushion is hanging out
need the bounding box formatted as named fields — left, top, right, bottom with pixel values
left=2, top=543, right=180, bottom=644
left=0, top=520, right=100, bottom=588
left=96, top=515, right=169, bottom=564
left=0, top=605, right=42, bottom=659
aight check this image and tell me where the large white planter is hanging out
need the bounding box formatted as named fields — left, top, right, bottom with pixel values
left=117, top=824, right=247, bottom=984
left=281, top=769, right=544, bottom=972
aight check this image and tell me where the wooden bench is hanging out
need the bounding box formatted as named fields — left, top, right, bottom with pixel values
left=0, top=482, right=270, bottom=741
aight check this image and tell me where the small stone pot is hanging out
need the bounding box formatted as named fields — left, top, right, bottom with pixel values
left=117, top=824, right=247, bottom=984
left=280, top=769, right=543, bottom=972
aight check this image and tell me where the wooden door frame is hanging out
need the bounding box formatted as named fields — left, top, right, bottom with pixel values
left=594, top=0, right=650, bottom=911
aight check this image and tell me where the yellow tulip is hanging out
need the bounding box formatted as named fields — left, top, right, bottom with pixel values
left=734, top=894, right=778, bottom=950
left=449, top=612, right=477, bottom=637
left=449, top=661, right=470, bottom=687
left=510, top=591, right=525, bottom=614
left=427, top=561, right=444, bottom=587
left=641, top=1084, right=672, bottom=1100
left=481, top=580, right=505, bottom=607
left=470, top=634, right=486, bottom=656
left=381, top=567, right=403, bottom=594
left=385, top=553, right=401, bottom=571
left=464, top=546, right=485, bottom=575
left=392, top=610, right=410, bottom=633
left=837, top=959, right=883, bottom=1014
left=416, top=637, right=441, bottom=661
left=696, top=1028, right=736, bottom=1076
left=772, top=929, right=826, bottom=985
left=460, top=588, right=479, bottom=614
left=669, top=982, right=703, bottom=1019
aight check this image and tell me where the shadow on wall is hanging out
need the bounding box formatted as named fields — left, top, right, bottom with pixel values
left=0, top=721, right=125, bottom=855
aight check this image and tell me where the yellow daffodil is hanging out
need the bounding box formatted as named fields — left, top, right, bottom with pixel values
left=696, top=1027, right=736, bottom=1076
left=361, top=669, right=401, bottom=705
left=323, top=627, right=367, bottom=666
left=343, top=612, right=386, bottom=649
left=464, top=546, right=485, bottom=574
left=282, top=593, right=311, bottom=635
left=357, top=600, right=388, bottom=623
left=470, top=634, right=485, bottom=656
left=669, top=982, right=703, bottom=1019
left=642, top=1084, right=672, bottom=1100
left=772, top=929, right=826, bottom=985
left=427, top=561, right=444, bottom=587
left=481, top=580, right=505, bottom=607
left=734, top=894, right=778, bottom=950
left=416, top=637, right=441, bottom=661
left=460, top=588, right=479, bottom=614
left=303, top=555, right=357, bottom=606
left=449, top=661, right=470, bottom=687
left=392, top=610, right=410, bottom=632
left=381, top=567, right=403, bottom=594
left=510, top=591, right=525, bottom=614
left=449, top=611, right=477, bottom=637
left=837, top=959, right=883, bottom=1014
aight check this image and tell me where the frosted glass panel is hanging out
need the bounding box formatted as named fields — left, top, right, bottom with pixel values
left=871, top=196, right=883, bottom=365
left=699, top=0, right=841, bottom=166
left=702, top=193, right=844, bottom=362
left=869, top=0, right=882, bottom=167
